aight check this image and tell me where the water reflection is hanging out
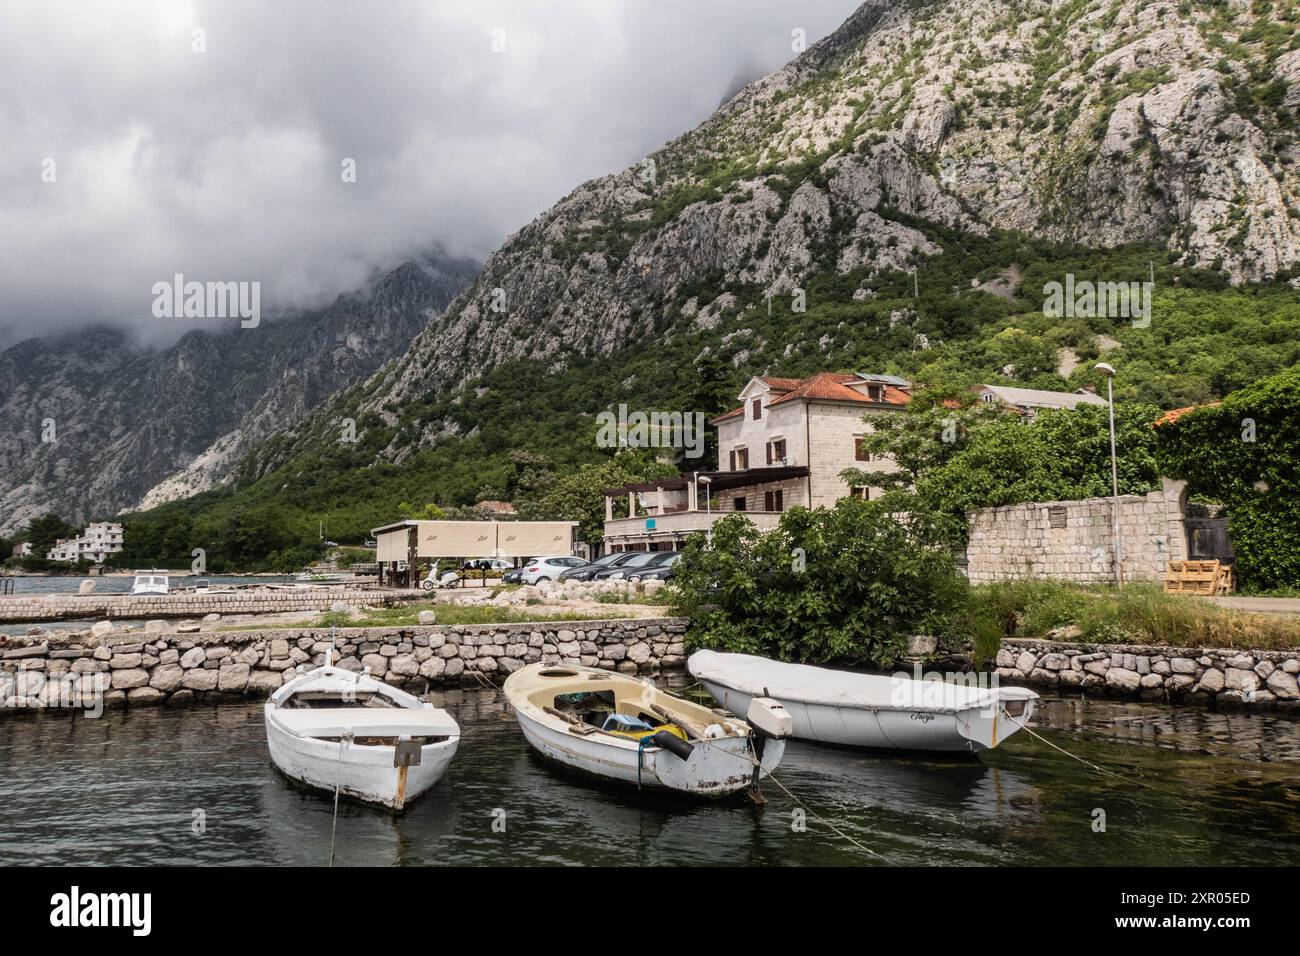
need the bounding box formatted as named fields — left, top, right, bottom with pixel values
left=0, top=682, right=1295, bottom=867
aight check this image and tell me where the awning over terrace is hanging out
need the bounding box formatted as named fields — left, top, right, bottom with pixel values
left=600, top=465, right=808, bottom=497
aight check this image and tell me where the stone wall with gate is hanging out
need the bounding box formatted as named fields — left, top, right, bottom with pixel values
left=964, top=478, right=1191, bottom=584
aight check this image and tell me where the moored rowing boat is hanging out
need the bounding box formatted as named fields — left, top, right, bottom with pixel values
left=264, top=659, right=459, bottom=810
left=503, top=662, right=791, bottom=797
left=689, top=650, right=1038, bottom=752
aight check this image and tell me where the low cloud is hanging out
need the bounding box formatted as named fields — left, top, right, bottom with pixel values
left=0, top=0, right=859, bottom=342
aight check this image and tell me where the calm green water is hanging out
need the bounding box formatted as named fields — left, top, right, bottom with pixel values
left=1, top=677, right=1296, bottom=866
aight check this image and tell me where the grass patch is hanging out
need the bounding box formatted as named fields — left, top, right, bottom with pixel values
left=223, top=602, right=629, bottom=630
left=967, top=580, right=1300, bottom=652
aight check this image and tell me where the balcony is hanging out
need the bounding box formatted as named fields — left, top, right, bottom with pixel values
left=604, top=509, right=783, bottom=544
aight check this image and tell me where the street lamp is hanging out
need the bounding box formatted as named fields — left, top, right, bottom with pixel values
left=697, top=474, right=713, bottom=548
left=1094, top=362, right=1123, bottom=589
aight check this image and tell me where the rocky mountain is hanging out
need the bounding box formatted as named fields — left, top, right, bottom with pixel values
left=250, top=0, right=1295, bottom=476
left=109, top=0, right=1300, bottom=567
left=0, top=251, right=478, bottom=534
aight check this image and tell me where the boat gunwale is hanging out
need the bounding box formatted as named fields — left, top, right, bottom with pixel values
left=503, top=663, right=753, bottom=748
left=691, top=655, right=1039, bottom=716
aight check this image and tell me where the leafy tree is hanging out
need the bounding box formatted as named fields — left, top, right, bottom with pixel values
left=24, top=513, right=78, bottom=558
left=527, top=451, right=677, bottom=547
left=397, top=502, right=448, bottom=520
left=672, top=500, right=966, bottom=665
left=917, top=402, right=1163, bottom=515
left=840, top=384, right=1011, bottom=492
left=1158, top=368, right=1300, bottom=590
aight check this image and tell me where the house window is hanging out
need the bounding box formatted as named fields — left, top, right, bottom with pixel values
left=764, top=490, right=784, bottom=512
left=735, top=447, right=749, bottom=470
left=734, top=496, right=747, bottom=511
left=752, top=398, right=762, bottom=420
left=854, top=436, right=870, bottom=461
left=766, top=438, right=787, bottom=464
left=867, top=385, right=883, bottom=401
left=1048, top=506, right=1068, bottom=529
left=851, top=487, right=869, bottom=499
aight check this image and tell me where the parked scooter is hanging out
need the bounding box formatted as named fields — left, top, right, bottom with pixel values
left=421, top=569, right=462, bottom=591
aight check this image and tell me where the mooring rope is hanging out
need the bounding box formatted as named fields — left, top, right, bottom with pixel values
left=328, top=733, right=351, bottom=867
left=999, top=708, right=1162, bottom=792
left=741, top=737, right=891, bottom=864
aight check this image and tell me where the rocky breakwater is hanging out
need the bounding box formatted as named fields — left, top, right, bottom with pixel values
left=995, top=634, right=1300, bottom=711
left=0, top=616, right=690, bottom=716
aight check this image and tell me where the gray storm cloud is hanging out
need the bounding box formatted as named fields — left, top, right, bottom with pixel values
left=0, top=0, right=860, bottom=343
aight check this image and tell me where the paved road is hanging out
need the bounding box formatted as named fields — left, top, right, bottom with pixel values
left=1206, top=596, right=1300, bottom=615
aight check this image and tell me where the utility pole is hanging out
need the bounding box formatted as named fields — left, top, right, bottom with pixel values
left=1095, top=362, right=1123, bottom=588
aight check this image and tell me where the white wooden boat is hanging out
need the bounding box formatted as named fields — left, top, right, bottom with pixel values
left=688, top=650, right=1038, bottom=753
left=129, top=570, right=169, bottom=596
left=503, top=662, right=791, bottom=798
left=264, top=658, right=459, bottom=811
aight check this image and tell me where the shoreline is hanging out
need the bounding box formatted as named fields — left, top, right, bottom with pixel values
left=3, top=615, right=1299, bottom=717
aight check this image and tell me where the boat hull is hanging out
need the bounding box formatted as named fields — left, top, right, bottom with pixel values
left=265, top=707, right=458, bottom=810
left=698, top=679, right=1035, bottom=752
left=513, top=705, right=783, bottom=797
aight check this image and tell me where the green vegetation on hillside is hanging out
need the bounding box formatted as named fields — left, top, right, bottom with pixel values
left=113, top=228, right=1299, bottom=571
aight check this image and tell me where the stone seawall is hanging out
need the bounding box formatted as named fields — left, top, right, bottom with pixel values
left=0, top=617, right=690, bottom=715
left=994, top=637, right=1300, bottom=711
left=0, top=588, right=400, bottom=623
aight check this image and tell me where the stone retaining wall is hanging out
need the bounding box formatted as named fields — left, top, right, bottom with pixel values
left=0, top=588, right=399, bottom=623
left=0, top=617, right=690, bottom=715
left=994, top=637, right=1300, bottom=711
left=965, top=478, right=1190, bottom=584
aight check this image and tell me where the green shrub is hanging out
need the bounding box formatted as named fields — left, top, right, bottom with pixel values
left=1158, top=368, right=1300, bottom=590
left=671, top=499, right=967, bottom=665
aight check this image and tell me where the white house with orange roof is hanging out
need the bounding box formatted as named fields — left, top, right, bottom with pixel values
left=601, top=372, right=911, bottom=551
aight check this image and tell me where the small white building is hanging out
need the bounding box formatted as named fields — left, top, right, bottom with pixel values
left=602, top=372, right=912, bottom=551
left=974, top=384, right=1106, bottom=420
left=46, top=522, right=124, bottom=564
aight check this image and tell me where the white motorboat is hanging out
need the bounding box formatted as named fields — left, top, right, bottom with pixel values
left=688, top=650, right=1039, bottom=753
left=264, top=656, right=459, bottom=811
left=129, top=570, right=170, bottom=596
left=503, top=662, right=791, bottom=798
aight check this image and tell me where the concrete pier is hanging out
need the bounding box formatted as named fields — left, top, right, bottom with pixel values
left=0, top=588, right=402, bottom=623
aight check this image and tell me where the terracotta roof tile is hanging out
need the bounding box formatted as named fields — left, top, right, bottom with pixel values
left=712, top=372, right=910, bottom=423
left=1154, top=402, right=1220, bottom=426
left=767, top=372, right=911, bottom=408
left=757, top=376, right=805, bottom=392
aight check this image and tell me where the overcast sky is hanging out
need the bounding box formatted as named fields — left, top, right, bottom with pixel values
left=0, top=0, right=860, bottom=345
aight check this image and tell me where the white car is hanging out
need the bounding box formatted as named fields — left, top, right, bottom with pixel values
left=520, top=555, right=585, bottom=584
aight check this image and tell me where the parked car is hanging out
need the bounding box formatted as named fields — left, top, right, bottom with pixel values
left=627, top=552, right=681, bottom=582
left=593, top=551, right=671, bottom=580
left=521, top=555, right=586, bottom=584
left=559, top=551, right=640, bottom=582
left=461, top=557, right=513, bottom=572
left=502, top=565, right=526, bottom=584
